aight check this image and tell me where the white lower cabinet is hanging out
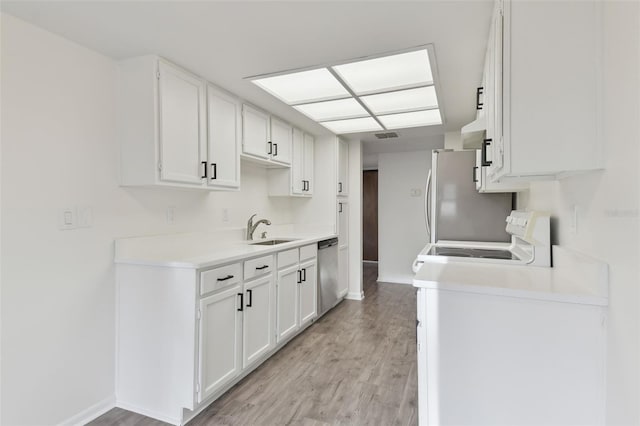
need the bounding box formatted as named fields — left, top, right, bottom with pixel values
left=276, top=245, right=318, bottom=343
left=198, top=260, right=275, bottom=402
left=337, top=200, right=349, bottom=297
left=267, top=128, right=314, bottom=197
left=116, top=243, right=320, bottom=425
left=276, top=264, right=300, bottom=342
left=198, top=285, right=242, bottom=403
left=299, top=260, right=317, bottom=326
left=242, top=274, right=275, bottom=368
left=416, top=287, right=606, bottom=426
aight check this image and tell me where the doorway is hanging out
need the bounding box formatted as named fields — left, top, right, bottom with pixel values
left=363, top=170, right=378, bottom=262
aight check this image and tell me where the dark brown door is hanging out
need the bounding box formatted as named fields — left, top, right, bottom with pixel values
left=363, top=170, right=378, bottom=262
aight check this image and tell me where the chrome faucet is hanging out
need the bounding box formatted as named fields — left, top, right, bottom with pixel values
left=246, top=214, right=271, bottom=240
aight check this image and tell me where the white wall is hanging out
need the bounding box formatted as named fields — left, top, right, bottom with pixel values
left=520, top=2, right=639, bottom=424
left=378, top=150, right=430, bottom=284
left=0, top=14, right=297, bottom=425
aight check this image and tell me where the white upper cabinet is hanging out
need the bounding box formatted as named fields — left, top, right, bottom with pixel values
left=118, top=56, right=240, bottom=190
left=484, top=0, right=603, bottom=182
left=474, top=149, right=527, bottom=193
left=207, top=84, right=241, bottom=189
left=337, top=138, right=349, bottom=196
left=242, top=105, right=292, bottom=167
left=290, top=128, right=305, bottom=195
left=269, top=117, right=293, bottom=165
left=303, top=133, right=314, bottom=195
left=242, top=104, right=271, bottom=160
left=158, top=61, right=206, bottom=185
left=267, top=128, right=314, bottom=197
left=337, top=199, right=349, bottom=249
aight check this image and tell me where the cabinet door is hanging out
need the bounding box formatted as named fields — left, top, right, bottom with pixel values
left=337, top=200, right=349, bottom=249
left=299, top=260, right=317, bottom=327
left=158, top=60, right=206, bottom=185
left=243, top=274, right=275, bottom=368
left=276, top=264, right=300, bottom=342
left=207, top=85, right=240, bottom=189
left=270, top=118, right=292, bottom=165
left=474, top=149, right=483, bottom=191
left=303, top=133, right=314, bottom=195
left=242, top=104, right=270, bottom=159
left=338, top=246, right=349, bottom=298
left=486, top=5, right=504, bottom=180
left=337, top=138, right=349, bottom=196
left=198, top=285, right=242, bottom=403
left=291, top=128, right=305, bottom=195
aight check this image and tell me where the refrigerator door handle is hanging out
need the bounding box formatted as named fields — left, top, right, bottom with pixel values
left=424, top=169, right=432, bottom=241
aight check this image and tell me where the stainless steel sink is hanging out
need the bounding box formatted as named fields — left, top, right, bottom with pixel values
left=249, top=239, right=296, bottom=246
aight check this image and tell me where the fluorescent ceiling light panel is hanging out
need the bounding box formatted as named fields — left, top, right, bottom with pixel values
left=250, top=47, right=443, bottom=134
left=361, top=86, right=438, bottom=115
left=378, top=109, right=442, bottom=129
left=320, top=117, right=382, bottom=134
left=252, top=68, right=349, bottom=104
left=293, top=98, right=368, bottom=121
left=332, top=50, right=433, bottom=94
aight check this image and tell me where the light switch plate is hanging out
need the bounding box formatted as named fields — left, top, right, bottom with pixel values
left=59, top=208, right=77, bottom=230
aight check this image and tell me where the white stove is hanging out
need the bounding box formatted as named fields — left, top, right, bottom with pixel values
left=413, top=210, right=551, bottom=273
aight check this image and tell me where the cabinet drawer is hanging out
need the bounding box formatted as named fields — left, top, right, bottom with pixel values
left=299, top=244, right=317, bottom=262
left=277, top=249, right=299, bottom=269
left=201, top=263, right=242, bottom=295
left=244, top=255, right=274, bottom=281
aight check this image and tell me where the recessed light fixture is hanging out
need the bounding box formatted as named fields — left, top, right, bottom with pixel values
left=249, top=46, right=442, bottom=134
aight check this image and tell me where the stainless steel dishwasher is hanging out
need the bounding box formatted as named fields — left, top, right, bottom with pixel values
left=317, top=237, right=339, bottom=318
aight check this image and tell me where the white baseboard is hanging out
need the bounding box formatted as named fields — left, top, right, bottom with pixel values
left=346, top=291, right=364, bottom=300
left=116, top=400, right=180, bottom=425
left=59, top=395, right=115, bottom=426
left=376, top=275, right=414, bottom=285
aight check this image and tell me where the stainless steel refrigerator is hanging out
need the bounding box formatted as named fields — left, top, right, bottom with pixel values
left=425, top=150, right=513, bottom=243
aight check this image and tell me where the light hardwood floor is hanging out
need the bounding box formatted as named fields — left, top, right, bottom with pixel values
left=91, top=263, right=417, bottom=425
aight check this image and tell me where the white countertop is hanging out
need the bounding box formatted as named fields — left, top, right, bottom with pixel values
left=115, top=227, right=336, bottom=269
left=413, top=245, right=608, bottom=306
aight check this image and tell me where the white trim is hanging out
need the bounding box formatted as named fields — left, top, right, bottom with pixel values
left=116, top=400, right=181, bottom=426
left=362, top=260, right=378, bottom=264
left=58, top=395, right=115, bottom=426
left=346, top=291, right=364, bottom=301
left=377, top=276, right=413, bottom=285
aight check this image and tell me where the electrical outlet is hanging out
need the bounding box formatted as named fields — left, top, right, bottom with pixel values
left=59, top=208, right=77, bottom=230
left=222, top=208, right=229, bottom=222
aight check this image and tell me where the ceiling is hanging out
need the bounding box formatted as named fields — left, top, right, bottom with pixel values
left=1, top=1, right=493, bottom=154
